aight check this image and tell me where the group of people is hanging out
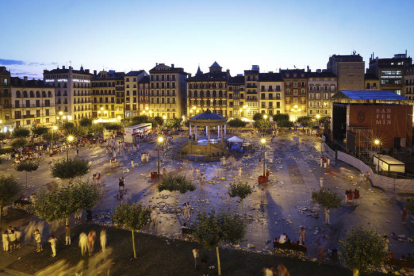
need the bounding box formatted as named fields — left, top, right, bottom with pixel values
left=345, top=189, right=360, bottom=205
left=78, top=230, right=106, bottom=256
left=182, top=202, right=192, bottom=221
left=2, top=226, right=21, bottom=252
left=263, top=264, right=290, bottom=276
left=275, top=229, right=307, bottom=247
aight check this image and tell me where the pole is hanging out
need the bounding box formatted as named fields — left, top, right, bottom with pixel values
left=262, top=144, right=265, bottom=176
left=157, top=143, right=160, bottom=179
left=67, top=142, right=69, bottom=161
left=51, top=128, right=53, bottom=155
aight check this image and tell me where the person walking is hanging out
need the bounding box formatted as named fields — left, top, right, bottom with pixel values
left=192, top=248, right=200, bottom=269
left=87, top=230, right=96, bottom=256
left=34, top=229, right=43, bottom=252
left=100, top=230, right=106, bottom=253
left=130, top=159, right=134, bottom=168
left=402, top=207, right=408, bottom=224
left=151, top=207, right=159, bottom=227
left=324, top=208, right=331, bottom=225
left=299, top=227, right=306, bottom=245
left=182, top=203, right=187, bottom=220
left=186, top=202, right=192, bottom=220
left=14, top=227, right=21, bottom=249
left=8, top=230, right=16, bottom=252
left=118, top=177, right=125, bottom=192
left=79, top=232, right=87, bottom=256
left=2, top=230, right=9, bottom=252
left=319, top=176, right=324, bottom=188
left=65, top=225, right=71, bottom=245
left=48, top=235, right=57, bottom=257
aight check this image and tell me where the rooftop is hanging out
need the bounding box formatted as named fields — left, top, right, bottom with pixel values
left=258, top=73, right=283, bottom=82
left=126, top=70, right=145, bottom=76
left=332, top=90, right=408, bottom=101
left=364, top=73, right=378, bottom=80
left=228, top=76, right=245, bottom=84
left=190, top=109, right=225, bottom=120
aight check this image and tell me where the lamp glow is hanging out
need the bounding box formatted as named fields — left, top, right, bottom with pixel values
left=260, top=138, right=266, bottom=144
left=157, top=136, right=164, bottom=143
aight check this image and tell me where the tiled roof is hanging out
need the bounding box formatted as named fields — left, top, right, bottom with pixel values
left=190, top=109, right=225, bottom=120
left=138, top=76, right=150, bottom=83
left=228, top=76, right=245, bottom=84
left=258, top=73, right=283, bottom=82
left=126, top=70, right=145, bottom=76
left=332, top=90, right=408, bottom=101
left=210, top=61, right=221, bottom=68
left=306, top=71, right=337, bottom=78
left=10, top=77, right=49, bottom=88
left=187, top=72, right=228, bottom=82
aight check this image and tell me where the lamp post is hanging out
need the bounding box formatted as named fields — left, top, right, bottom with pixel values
left=67, top=135, right=74, bottom=161
left=157, top=136, right=164, bottom=179
left=261, top=138, right=266, bottom=176
left=374, top=139, right=381, bottom=172
left=51, top=125, right=58, bottom=154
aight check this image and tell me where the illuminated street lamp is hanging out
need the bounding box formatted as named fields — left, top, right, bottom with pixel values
left=316, top=114, right=320, bottom=125
left=157, top=136, right=164, bottom=179
left=261, top=138, right=266, bottom=176
left=66, top=135, right=74, bottom=160
left=374, top=139, right=381, bottom=172
left=59, top=111, right=63, bottom=116
left=263, top=114, right=268, bottom=120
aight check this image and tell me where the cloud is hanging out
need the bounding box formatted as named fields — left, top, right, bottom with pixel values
left=0, top=59, right=25, bottom=65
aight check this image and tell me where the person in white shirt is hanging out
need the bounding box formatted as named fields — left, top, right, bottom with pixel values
left=34, top=229, right=42, bottom=252
left=2, top=231, right=9, bottom=252
left=278, top=233, right=287, bottom=244
left=48, top=235, right=57, bottom=257
left=192, top=248, right=200, bottom=269
left=8, top=230, right=16, bottom=252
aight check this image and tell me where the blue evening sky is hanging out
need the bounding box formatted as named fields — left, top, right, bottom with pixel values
left=1, top=0, right=413, bottom=79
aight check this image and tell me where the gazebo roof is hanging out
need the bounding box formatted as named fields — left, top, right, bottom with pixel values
left=190, top=109, right=225, bottom=120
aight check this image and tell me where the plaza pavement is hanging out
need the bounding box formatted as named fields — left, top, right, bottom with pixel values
left=1, top=131, right=413, bottom=271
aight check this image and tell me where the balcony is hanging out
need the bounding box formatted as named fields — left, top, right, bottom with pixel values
left=23, top=115, right=35, bottom=119
left=246, top=84, right=257, bottom=88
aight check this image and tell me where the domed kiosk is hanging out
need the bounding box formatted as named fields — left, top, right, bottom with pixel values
left=179, top=109, right=228, bottom=161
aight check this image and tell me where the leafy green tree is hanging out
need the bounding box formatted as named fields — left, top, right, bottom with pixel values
left=112, top=203, right=151, bottom=259
left=253, top=113, right=263, bottom=121
left=34, top=181, right=101, bottom=225
left=12, top=128, right=30, bottom=138
left=254, top=119, right=272, bottom=130
left=191, top=209, right=246, bottom=276
left=31, top=126, right=49, bottom=136
left=297, top=116, right=313, bottom=128
left=164, top=118, right=181, bottom=129
left=131, top=115, right=149, bottom=125
left=11, top=137, right=27, bottom=149
left=319, top=116, right=329, bottom=125
left=16, top=161, right=39, bottom=188
left=312, top=188, right=342, bottom=224
left=228, top=182, right=253, bottom=216
left=154, top=116, right=164, bottom=126
left=42, top=131, right=60, bottom=142
left=157, top=174, right=196, bottom=212
left=149, top=118, right=158, bottom=128
left=103, top=123, right=123, bottom=131
left=62, top=122, right=75, bottom=131
left=79, top=118, right=93, bottom=127
left=0, top=133, right=6, bottom=141
left=273, top=113, right=290, bottom=123
left=88, top=123, right=104, bottom=135
left=227, top=118, right=247, bottom=128
left=51, top=158, right=90, bottom=182
left=339, top=227, right=387, bottom=276
left=0, top=175, right=21, bottom=222
left=278, top=120, right=294, bottom=128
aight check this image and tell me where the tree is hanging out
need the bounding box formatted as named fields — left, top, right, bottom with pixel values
left=157, top=174, right=196, bottom=212
left=312, top=188, right=342, bottom=224
left=131, top=115, right=149, bottom=125
left=227, top=118, right=247, bottom=128
left=319, top=116, right=329, bottom=125
left=11, top=137, right=27, bottom=149
left=12, top=128, right=30, bottom=138
left=164, top=118, right=181, bottom=129
left=228, top=182, right=253, bottom=216
left=253, top=113, right=263, bottom=121
left=42, top=131, right=60, bottom=142
left=0, top=175, right=21, bottom=222
left=16, top=161, right=39, bottom=188
left=79, top=118, right=93, bottom=127
left=273, top=113, right=290, bottom=123
left=34, top=181, right=101, bottom=225
left=103, top=123, right=123, bottom=131
left=254, top=119, right=272, bottom=130
left=31, top=126, right=49, bottom=136
left=112, top=203, right=151, bottom=259
left=88, top=123, right=104, bottom=135
left=339, top=227, right=387, bottom=276
left=297, top=116, right=313, bottom=128
left=62, top=122, right=75, bottom=131
left=191, top=209, right=246, bottom=275
left=278, top=120, right=294, bottom=128
left=51, top=158, right=90, bottom=183
left=154, top=116, right=164, bottom=127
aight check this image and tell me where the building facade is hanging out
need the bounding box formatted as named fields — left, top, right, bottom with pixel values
left=258, top=72, right=284, bottom=116
left=186, top=62, right=230, bottom=118
left=227, top=75, right=245, bottom=118
left=149, top=63, right=187, bottom=119
left=404, top=65, right=414, bottom=101
left=91, top=70, right=126, bottom=121
left=138, top=76, right=151, bottom=117
left=327, top=53, right=365, bottom=91
left=364, top=73, right=380, bottom=91
left=307, top=71, right=337, bottom=117
left=280, top=69, right=307, bottom=121
left=0, top=66, right=12, bottom=132
left=43, top=66, right=92, bottom=125
left=10, top=77, right=56, bottom=129
left=124, top=70, right=147, bottom=118
left=367, top=52, right=412, bottom=96
left=244, top=65, right=260, bottom=120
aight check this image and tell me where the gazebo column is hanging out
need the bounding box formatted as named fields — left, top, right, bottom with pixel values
left=217, top=125, right=220, bottom=139
left=195, top=125, right=198, bottom=141
left=207, top=126, right=210, bottom=142
left=221, top=125, right=224, bottom=140
left=224, top=124, right=227, bottom=137
left=189, top=124, right=192, bottom=137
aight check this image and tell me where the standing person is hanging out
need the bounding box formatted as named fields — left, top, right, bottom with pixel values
left=130, top=158, right=134, bottom=168
left=277, top=264, right=290, bottom=276
left=118, top=177, right=125, bottom=192
left=14, top=227, right=21, bottom=249
left=65, top=225, right=71, bottom=245
left=319, top=176, right=324, bottom=188
left=151, top=207, right=159, bottom=227
left=76, top=148, right=79, bottom=156
left=192, top=248, right=200, bottom=269
left=359, top=172, right=365, bottom=185
left=48, top=235, right=57, bottom=257
left=34, top=229, right=43, bottom=252
left=324, top=208, right=330, bottom=225
left=186, top=202, right=192, bottom=220
left=79, top=232, right=87, bottom=256
left=402, top=207, right=408, bottom=224
left=2, top=230, right=9, bottom=252
left=383, top=235, right=389, bottom=251
left=354, top=189, right=360, bottom=205
left=347, top=189, right=353, bottom=205
left=87, top=230, right=96, bottom=256
left=100, top=230, right=106, bottom=253
left=182, top=203, right=187, bottom=220
left=8, top=230, right=16, bottom=252
left=299, top=227, right=306, bottom=245
left=345, top=190, right=349, bottom=204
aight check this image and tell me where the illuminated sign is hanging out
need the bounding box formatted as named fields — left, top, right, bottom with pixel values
left=44, top=79, right=90, bottom=83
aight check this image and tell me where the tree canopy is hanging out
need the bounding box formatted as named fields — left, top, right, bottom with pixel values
left=312, top=188, right=342, bottom=209
left=12, top=128, right=30, bottom=138
left=34, top=181, right=101, bottom=223
left=31, top=126, right=49, bottom=136
left=227, top=118, right=247, bottom=128
left=0, top=175, right=21, bottom=221
left=273, top=113, right=290, bottom=123
left=253, top=113, right=263, bottom=121
left=79, top=118, right=93, bottom=127
left=254, top=119, right=272, bottom=130
left=157, top=174, right=196, bottom=212
left=164, top=118, right=181, bottom=129
left=62, top=122, right=76, bottom=131
left=11, top=137, right=27, bottom=149
left=297, top=116, right=313, bottom=128
left=51, top=158, right=90, bottom=180
left=340, top=227, right=387, bottom=276
left=17, top=161, right=39, bottom=188
left=42, top=131, right=60, bottom=142
left=154, top=116, right=164, bottom=126
left=104, top=123, right=123, bottom=131
left=131, top=115, right=149, bottom=125
left=228, top=182, right=253, bottom=215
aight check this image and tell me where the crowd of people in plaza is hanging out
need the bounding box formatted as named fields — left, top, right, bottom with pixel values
left=2, top=226, right=21, bottom=253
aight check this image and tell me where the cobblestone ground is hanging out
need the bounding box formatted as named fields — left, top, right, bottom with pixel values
left=1, top=131, right=413, bottom=261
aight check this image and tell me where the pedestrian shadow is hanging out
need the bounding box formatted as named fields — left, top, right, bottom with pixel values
left=130, top=181, right=159, bottom=202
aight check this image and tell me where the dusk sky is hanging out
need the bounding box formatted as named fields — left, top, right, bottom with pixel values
left=1, top=0, right=414, bottom=79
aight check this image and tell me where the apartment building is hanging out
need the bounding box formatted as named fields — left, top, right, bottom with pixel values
left=327, top=53, right=365, bottom=91
left=10, top=77, right=56, bottom=129
left=91, top=70, right=126, bottom=120
left=124, top=70, right=147, bottom=118
left=244, top=65, right=260, bottom=120
left=404, top=65, right=414, bottom=101
left=0, top=66, right=12, bottom=132
left=258, top=72, right=284, bottom=116
left=43, top=66, right=92, bottom=124
left=186, top=62, right=230, bottom=118
left=306, top=70, right=337, bottom=117
left=149, top=63, right=187, bottom=119
left=227, top=75, right=245, bottom=118
left=364, top=73, right=380, bottom=90
left=138, top=76, right=150, bottom=116
left=280, top=69, right=307, bottom=121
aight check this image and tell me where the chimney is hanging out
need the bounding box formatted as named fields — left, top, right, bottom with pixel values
left=307, top=65, right=310, bottom=72
left=85, top=69, right=90, bottom=74
left=24, top=76, right=28, bottom=83
left=171, top=64, right=174, bottom=68
left=63, top=66, right=65, bottom=69
left=94, top=70, right=97, bottom=76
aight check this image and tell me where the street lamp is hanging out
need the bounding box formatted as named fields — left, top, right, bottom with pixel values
left=374, top=139, right=381, bottom=172
left=157, top=136, right=164, bottom=179
left=66, top=135, right=74, bottom=161
left=59, top=111, right=63, bottom=116
left=51, top=126, right=58, bottom=154
left=261, top=138, right=266, bottom=176
left=263, top=115, right=268, bottom=120
left=316, top=114, right=320, bottom=125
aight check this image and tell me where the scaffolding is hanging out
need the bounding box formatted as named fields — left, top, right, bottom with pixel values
left=350, top=127, right=375, bottom=163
